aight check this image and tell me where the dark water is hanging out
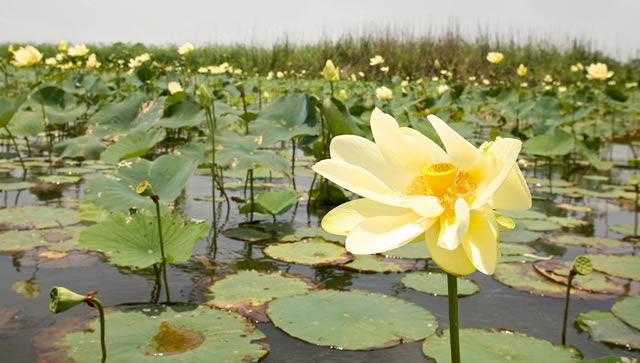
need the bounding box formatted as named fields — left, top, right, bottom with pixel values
left=1, top=145, right=640, bottom=362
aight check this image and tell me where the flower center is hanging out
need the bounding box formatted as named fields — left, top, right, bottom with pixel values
left=407, top=162, right=477, bottom=220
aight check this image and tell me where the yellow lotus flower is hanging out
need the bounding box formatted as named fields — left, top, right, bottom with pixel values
left=338, top=89, right=348, bottom=100
left=517, top=64, right=527, bottom=77
left=86, top=54, right=101, bottom=68
left=45, top=57, right=57, bottom=66
left=312, top=109, right=531, bottom=276
left=58, top=40, right=67, bottom=52
left=544, top=74, right=553, bottom=83
left=168, top=81, right=183, bottom=94
left=11, top=45, right=42, bottom=67
left=323, top=60, right=340, bottom=82
left=369, top=55, right=384, bottom=66
left=7, top=44, right=13, bottom=52
left=380, top=66, right=390, bottom=74
left=178, top=42, right=195, bottom=55
left=586, top=63, right=614, bottom=80
left=486, top=52, right=504, bottom=64
left=437, top=84, right=450, bottom=95
left=375, top=86, right=393, bottom=101
left=67, top=44, right=89, bottom=57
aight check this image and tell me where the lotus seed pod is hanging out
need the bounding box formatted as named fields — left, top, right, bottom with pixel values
left=49, top=286, right=85, bottom=313
left=573, top=256, right=593, bottom=276
left=136, top=180, right=154, bottom=197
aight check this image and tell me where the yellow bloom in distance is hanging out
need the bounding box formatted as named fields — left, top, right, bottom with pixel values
left=517, top=64, right=527, bottom=77
left=369, top=55, right=384, bottom=66
left=11, top=45, right=42, bottom=67
left=375, top=86, right=393, bottom=101
left=178, top=42, right=195, bottom=55
left=58, top=40, right=67, bottom=52
left=322, top=60, right=340, bottom=82
left=67, top=44, right=89, bottom=57
left=486, top=52, right=504, bottom=64
left=168, top=81, right=183, bottom=94
left=312, top=109, right=531, bottom=276
left=586, top=63, right=614, bottom=80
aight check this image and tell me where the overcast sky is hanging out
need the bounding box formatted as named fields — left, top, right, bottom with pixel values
left=3, top=0, right=638, bottom=60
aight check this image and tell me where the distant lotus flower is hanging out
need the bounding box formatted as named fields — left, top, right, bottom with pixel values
left=517, top=64, right=527, bottom=77
left=312, top=108, right=531, bottom=276
left=45, top=57, right=57, bottom=66
left=375, top=86, right=393, bottom=101
left=608, top=80, right=616, bottom=86
left=437, top=84, right=450, bottom=95
left=276, top=71, right=284, bottom=79
left=626, top=82, right=638, bottom=89
left=380, top=66, right=390, bottom=74
left=67, top=44, right=89, bottom=57
left=198, top=66, right=208, bottom=73
left=86, top=54, right=101, bottom=68
left=486, top=52, right=504, bottom=64
left=369, top=55, right=384, bottom=66
left=58, top=40, right=67, bottom=52
left=520, top=82, right=528, bottom=88
left=586, top=63, right=614, bottom=80
left=338, top=89, right=348, bottom=100
left=558, top=86, right=567, bottom=93
left=266, top=71, right=274, bottom=80
left=544, top=74, right=553, bottom=83
left=7, top=44, right=13, bottom=52
left=401, top=80, right=409, bottom=88
left=358, top=71, right=365, bottom=78
left=468, top=76, right=476, bottom=81
left=482, top=79, right=490, bottom=85
left=322, top=60, right=340, bottom=82
left=55, top=53, right=65, bottom=61
left=570, top=65, right=579, bottom=72
left=168, top=81, right=183, bottom=94
left=178, top=42, right=195, bottom=55
left=351, top=74, right=357, bottom=81
left=11, top=45, right=42, bottom=67
left=576, top=62, right=584, bottom=71
left=432, top=76, right=439, bottom=82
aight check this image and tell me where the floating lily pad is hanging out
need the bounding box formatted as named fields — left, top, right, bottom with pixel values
left=547, top=216, right=588, bottom=228
left=586, top=254, right=640, bottom=281
left=0, top=306, right=24, bottom=339
left=206, top=270, right=316, bottom=321
left=0, top=182, right=36, bottom=191
left=546, top=234, right=628, bottom=249
left=402, top=272, right=479, bottom=296
left=576, top=311, right=640, bottom=350
left=264, top=238, right=352, bottom=265
left=518, top=219, right=562, bottom=232
left=267, top=289, right=437, bottom=350
left=192, top=195, right=226, bottom=202
left=384, top=242, right=430, bottom=259
left=0, top=206, right=79, bottom=230
left=280, top=226, right=345, bottom=244
left=38, top=175, right=82, bottom=184
left=79, top=211, right=209, bottom=268
left=500, top=227, right=542, bottom=243
left=343, top=254, right=417, bottom=273
left=223, top=227, right=271, bottom=242
left=51, top=305, right=269, bottom=362
left=609, top=224, right=640, bottom=237
left=555, top=203, right=592, bottom=213
left=422, top=328, right=581, bottom=362
left=526, top=177, right=573, bottom=187
left=0, top=226, right=85, bottom=252
left=534, top=259, right=635, bottom=295
left=502, top=243, right=536, bottom=255
left=499, top=254, right=545, bottom=263
left=612, top=296, right=640, bottom=330
left=56, top=167, right=95, bottom=175
left=498, top=209, right=547, bottom=220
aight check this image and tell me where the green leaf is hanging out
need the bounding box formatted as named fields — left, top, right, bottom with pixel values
left=217, top=132, right=289, bottom=172
left=402, top=272, right=479, bottom=296
left=384, top=241, right=430, bottom=259
left=0, top=93, right=26, bottom=128
left=523, top=128, right=574, bottom=156
left=7, top=111, right=45, bottom=137
left=100, top=128, right=165, bottom=164
left=223, top=227, right=271, bottom=242
left=240, top=190, right=299, bottom=216
left=88, top=93, right=148, bottom=138
left=54, top=135, right=106, bottom=160
left=263, top=238, right=352, bottom=265
left=267, top=290, right=438, bottom=350
left=0, top=226, right=84, bottom=253
left=585, top=254, right=640, bottom=280
left=422, top=328, right=581, bottom=362
left=576, top=311, right=640, bottom=350
left=343, top=254, right=416, bottom=272
left=0, top=206, right=79, bottom=230
left=158, top=99, right=205, bottom=128
left=79, top=211, right=209, bottom=268
left=546, top=234, right=628, bottom=249
left=611, top=296, right=640, bottom=330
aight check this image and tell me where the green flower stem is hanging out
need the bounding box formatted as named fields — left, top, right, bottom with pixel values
left=634, top=185, right=639, bottom=236
left=447, top=273, right=461, bottom=363
left=4, top=126, right=26, bottom=179
left=291, top=138, right=297, bottom=190
left=90, top=297, right=107, bottom=363
left=561, top=270, right=576, bottom=345
left=205, top=107, right=217, bottom=227
left=152, top=196, right=171, bottom=303
left=241, top=90, right=249, bottom=135
left=249, top=169, right=255, bottom=222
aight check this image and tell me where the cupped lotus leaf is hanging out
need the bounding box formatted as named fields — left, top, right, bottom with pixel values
left=0, top=226, right=84, bottom=252
left=240, top=190, right=299, bottom=216
left=586, top=254, right=640, bottom=280
left=79, top=211, right=209, bottom=268
left=611, top=296, right=640, bottom=330
left=216, top=133, right=289, bottom=173
left=609, top=224, right=640, bottom=237
left=497, top=209, right=547, bottom=220
left=29, top=86, right=87, bottom=125
left=206, top=270, right=316, bottom=321
left=38, top=175, right=81, bottom=184
left=517, top=219, right=561, bottom=232
left=547, top=216, right=588, bottom=228
left=422, top=328, right=582, bottom=362
left=158, top=99, right=206, bottom=128
left=533, top=259, right=635, bottom=295
left=0, top=206, right=79, bottom=230
left=264, top=238, right=352, bottom=265
left=52, top=305, right=268, bottom=362
left=343, top=254, right=417, bottom=273
left=251, top=92, right=318, bottom=146
left=88, top=93, right=149, bottom=138
left=100, top=128, right=165, bottom=164
left=547, top=234, right=629, bottom=250
left=6, top=110, right=45, bottom=137
left=500, top=227, right=542, bottom=243
left=0, top=93, right=26, bottom=128
left=0, top=182, right=36, bottom=191
left=402, top=272, right=479, bottom=296
left=223, top=227, right=272, bottom=242
left=576, top=311, right=640, bottom=350
left=321, top=97, right=366, bottom=138
left=85, top=154, right=197, bottom=212
left=267, top=289, right=437, bottom=350
left=523, top=127, right=574, bottom=156
left=78, top=199, right=110, bottom=223
left=280, top=226, right=346, bottom=244
left=54, top=135, right=106, bottom=160
left=384, top=241, right=430, bottom=259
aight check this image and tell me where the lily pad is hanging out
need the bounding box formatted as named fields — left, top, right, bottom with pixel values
left=402, top=272, right=479, bottom=296
left=576, top=310, right=640, bottom=350
left=500, top=227, right=542, bottom=243
left=78, top=199, right=110, bottom=223
left=267, top=289, right=437, bottom=350
left=206, top=270, right=316, bottom=321
left=0, top=206, right=79, bottom=230
left=79, top=211, right=209, bottom=268
left=0, top=226, right=85, bottom=252
left=586, top=254, right=640, bottom=281
left=546, top=234, right=629, bottom=249
left=52, top=305, right=269, bottom=362
left=609, top=224, right=640, bottom=237
left=533, top=259, right=636, bottom=295
left=343, top=254, right=417, bottom=273
left=547, top=216, right=588, bottom=228
left=264, top=238, right=352, bottom=265
left=422, top=328, right=581, bottom=362
left=526, top=177, right=574, bottom=188
left=384, top=242, right=430, bottom=259
left=280, top=226, right=346, bottom=244
left=502, top=243, right=536, bottom=255
left=223, top=227, right=271, bottom=242
left=555, top=203, right=592, bottom=213
left=518, top=219, right=562, bottom=232
left=612, top=296, right=640, bottom=330
left=38, top=175, right=81, bottom=184
left=498, top=209, right=547, bottom=220
left=0, top=181, right=36, bottom=191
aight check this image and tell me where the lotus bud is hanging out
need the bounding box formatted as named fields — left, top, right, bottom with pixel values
left=196, top=84, right=212, bottom=108
left=136, top=180, right=155, bottom=197
left=49, top=286, right=85, bottom=313
left=573, top=256, right=592, bottom=276
left=235, top=82, right=245, bottom=94
left=322, top=60, right=340, bottom=82
left=433, top=59, right=441, bottom=71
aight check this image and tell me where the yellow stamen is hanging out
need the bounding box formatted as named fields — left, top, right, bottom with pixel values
left=422, top=163, right=456, bottom=196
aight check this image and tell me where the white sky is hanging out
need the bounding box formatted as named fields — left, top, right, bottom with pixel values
left=2, top=0, right=639, bottom=60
